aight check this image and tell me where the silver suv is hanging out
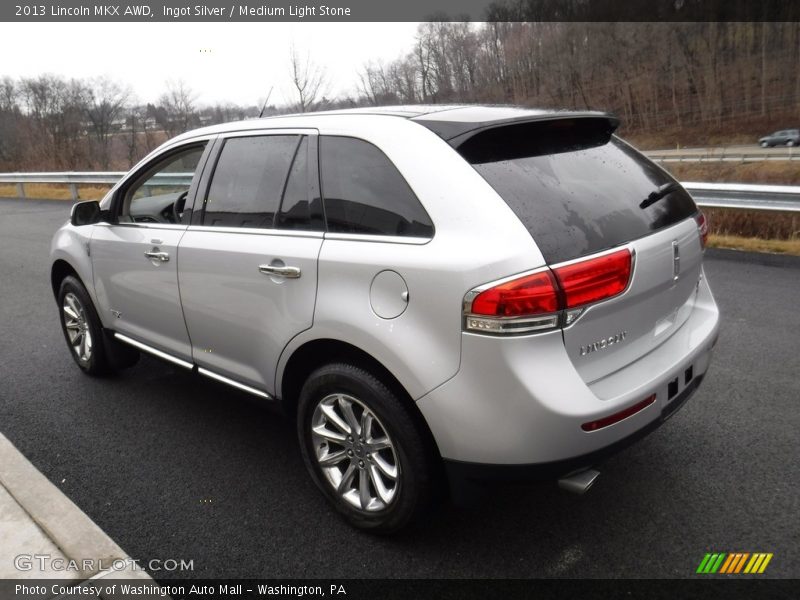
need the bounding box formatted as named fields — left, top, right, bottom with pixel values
left=50, top=106, right=720, bottom=532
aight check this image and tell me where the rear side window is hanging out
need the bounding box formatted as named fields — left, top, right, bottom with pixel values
left=276, top=137, right=323, bottom=231
left=319, top=136, right=434, bottom=238
left=459, top=120, right=697, bottom=264
left=204, top=135, right=300, bottom=228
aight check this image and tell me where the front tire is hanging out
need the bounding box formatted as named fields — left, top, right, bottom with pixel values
left=57, top=276, right=113, bottom=375
left=297, top=363, right=436, bottom=533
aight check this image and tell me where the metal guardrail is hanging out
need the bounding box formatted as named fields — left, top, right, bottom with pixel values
left=1, top=172, right=799, bottom=212
left=0, top=172, right=190, bottom=200
left=646, top=150, right=799, bottom=163
left=681, top=182, right=800, bottom=212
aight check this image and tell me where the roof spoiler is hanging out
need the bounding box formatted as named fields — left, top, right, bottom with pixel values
left=450, top=115, right=621, bottom=164
left=418, top=113, right=620, bottom=148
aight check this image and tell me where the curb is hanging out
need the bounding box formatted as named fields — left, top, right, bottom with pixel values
left=0, top=433, right=161, bottom=596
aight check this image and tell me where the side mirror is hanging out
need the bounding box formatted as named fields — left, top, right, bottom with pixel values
left=70, top=201, right=103, bottom=226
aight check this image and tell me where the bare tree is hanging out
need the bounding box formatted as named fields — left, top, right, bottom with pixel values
left=19, top=74, right=90, bottom=168
left=288, top=45, right=328, bottom=112
left=157, top=80, right=198, bottom=136
left=0, top=77, right=22, bottom=167
left=86, top=76, right=130, bottom=169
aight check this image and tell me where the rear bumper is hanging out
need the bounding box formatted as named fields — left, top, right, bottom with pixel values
left=443, top=372, right=704, bottom=485
left=417, top=271, right=720, bottom=466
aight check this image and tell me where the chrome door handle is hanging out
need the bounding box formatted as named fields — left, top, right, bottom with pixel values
left=258, top=264, right=301, bottom=279
left=144, top=250, right=170, bottom=262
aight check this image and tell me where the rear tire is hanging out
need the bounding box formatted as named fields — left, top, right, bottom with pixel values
left=57, top=276, right=117, bottom=375
left=297, top=363, right=436, bottom=533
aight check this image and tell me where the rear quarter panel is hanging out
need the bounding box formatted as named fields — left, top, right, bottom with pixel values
left=276, top=117, right=544, bottom=400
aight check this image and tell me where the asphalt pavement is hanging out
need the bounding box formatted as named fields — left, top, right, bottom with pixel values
left=0, top=199, right=797, bottom=579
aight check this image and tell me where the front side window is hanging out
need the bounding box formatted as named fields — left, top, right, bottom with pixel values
left=319, top=136, right=434, bottom=238
left=120, top=144, right=206, bottom=224
left=203, top=135, right=301, bottom=229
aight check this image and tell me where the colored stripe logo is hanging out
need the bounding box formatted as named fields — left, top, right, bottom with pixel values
left=696, top=552, right=773, bottom=574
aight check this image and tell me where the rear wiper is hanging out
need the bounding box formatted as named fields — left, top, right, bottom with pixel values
left=639, top=182, right=678, bottom=209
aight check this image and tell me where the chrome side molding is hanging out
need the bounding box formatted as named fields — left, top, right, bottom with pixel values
left=114, top=333, right=193, bottom=369
left=114, top=332, right=273, bottom=400
left=197, top=367, right=272, bottom=400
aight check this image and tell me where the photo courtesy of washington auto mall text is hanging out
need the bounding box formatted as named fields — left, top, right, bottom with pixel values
left=14, top=583, right=347, bottom=597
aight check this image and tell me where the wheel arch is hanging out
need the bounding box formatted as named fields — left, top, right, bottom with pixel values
left=51, top=259, right=82, bottom=299
left=279, top=338, right=443, bottom=461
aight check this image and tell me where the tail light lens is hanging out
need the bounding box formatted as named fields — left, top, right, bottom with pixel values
left=464, top=247, right=633, bottom=335
left=695, top=212, right=709, bottom=249
left=470, top=270, right=559, bottom=317
left=553, top=249, right=631, bottom=309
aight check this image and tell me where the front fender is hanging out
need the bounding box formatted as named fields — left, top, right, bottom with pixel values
left=50, top=223, right=104, bottom=323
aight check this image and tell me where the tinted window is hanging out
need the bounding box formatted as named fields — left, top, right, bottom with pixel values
left=319, top=136, right=433, bottom=237
left=204, top=135, right=300, bottom=228
left=276, top=137, right=321, bottom=231
left=461, top=121, right=697, bottom=264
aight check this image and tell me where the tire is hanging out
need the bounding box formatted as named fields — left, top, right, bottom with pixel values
left=297, top=363, right=436, bottom=533
left=788, top=140, right=796, bottom=147
left=760, top=141, right=769, bottom=148
left=57, top=275, right=114, bottom=375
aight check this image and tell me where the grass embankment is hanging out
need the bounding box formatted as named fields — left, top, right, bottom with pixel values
left=708, top=234, right=800, bottom=255
left=703, top=208, right=800, bottom=255
left=0, top=183, right=111, bottom=200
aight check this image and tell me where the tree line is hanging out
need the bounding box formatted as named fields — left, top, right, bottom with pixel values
left=1, top=21, right=798, bottom=171
left=358, top=22, right=800, bottom=134
left=0, top=76, right=263, bottom=171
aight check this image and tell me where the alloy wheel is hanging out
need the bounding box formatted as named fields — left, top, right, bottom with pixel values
left=62, top=292, right=92, bottom=362
left=310, top=393, right=400, bottom=512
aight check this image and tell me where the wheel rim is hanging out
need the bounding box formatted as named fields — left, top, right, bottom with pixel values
left=310, top=393, right=400, bottom=512
left=62, top=292, right=92, bottom=362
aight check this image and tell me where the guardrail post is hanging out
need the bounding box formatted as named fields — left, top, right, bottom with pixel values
left=16, top=183, right=25, bottom=198
left=69, top=183, right=79, bottom=201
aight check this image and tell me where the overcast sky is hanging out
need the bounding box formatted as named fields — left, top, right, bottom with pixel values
left=1, top=22, right=422, bottom=106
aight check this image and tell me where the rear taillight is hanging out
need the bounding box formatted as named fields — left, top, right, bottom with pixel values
left=695, top=212, right=709, bottom=249
left=553, top=249, right=632, bottom=309
left=464, top=247, right=633, bottom=335
left=465, top=269, right=560, bottom=334
left=470, top=270, right=559, bottom=317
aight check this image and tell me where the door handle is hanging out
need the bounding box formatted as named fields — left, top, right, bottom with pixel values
left=144, top=250, right=170, bottom=263
left=258, top=264, right=301, bottom=279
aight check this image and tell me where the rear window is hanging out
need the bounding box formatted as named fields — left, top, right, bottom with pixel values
left=459, top=120, right=697, bottom=264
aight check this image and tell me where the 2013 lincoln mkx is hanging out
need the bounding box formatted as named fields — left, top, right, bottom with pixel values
left=50, top=105, right=720, bottom=532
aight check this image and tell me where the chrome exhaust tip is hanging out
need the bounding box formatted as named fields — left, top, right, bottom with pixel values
left=558, top=468, right=600, bottom=495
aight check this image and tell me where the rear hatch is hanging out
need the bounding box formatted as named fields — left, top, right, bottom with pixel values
left=455, top=117, right=703, bottom=384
